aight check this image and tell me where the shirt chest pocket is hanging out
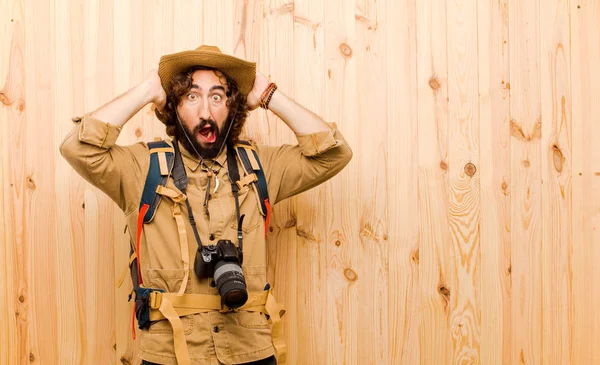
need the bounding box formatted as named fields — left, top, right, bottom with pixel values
left=229, top=185, right=263, bottom=234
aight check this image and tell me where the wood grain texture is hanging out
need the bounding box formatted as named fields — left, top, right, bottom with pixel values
left=292, top=0, right=328, bottom=364
left=540, top=1, right=572, bottom=364
left=477, top=0, right=511, bottom=364
left=354, top=0, right=389, bottom=363
left=2, top=1, right=600, bottom=364
left=1, top=1, right=25, bottom=364
left=447, top=0, right=481, bottom=363
left=570, top=1, right=600, bottom=365
left=323, top=0, right=360, bottom=364
left=416, top=0, right=453, bottom=363
left=509, top=0, right=543, bottom=364
left=385, top=0, right=420, bottom=364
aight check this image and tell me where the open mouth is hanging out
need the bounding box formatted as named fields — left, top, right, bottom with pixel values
left=198, top=124, right=217, bottom=144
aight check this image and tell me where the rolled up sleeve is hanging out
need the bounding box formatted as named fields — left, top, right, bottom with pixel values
left=258, top=124, right=353, bottom=204
left=59, top=114, right=149, bottom=214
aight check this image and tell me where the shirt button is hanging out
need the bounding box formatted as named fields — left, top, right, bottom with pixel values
left=213, top=326, right=220, bottom=333
left=209, top=234, right=215, bottom=241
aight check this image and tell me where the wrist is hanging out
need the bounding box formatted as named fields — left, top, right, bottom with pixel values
left=259, top=83, right=278, bottom=109
left=140, top=79, right=161, bottom=105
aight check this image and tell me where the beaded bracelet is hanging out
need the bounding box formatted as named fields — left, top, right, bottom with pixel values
left=259, top=83, right=278, bottom=109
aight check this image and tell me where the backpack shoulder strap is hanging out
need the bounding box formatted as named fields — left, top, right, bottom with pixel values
left=235, top=141, right=270, bottom=215
left=235, top=141, right=271, bottom=237
left=140, top=140, right=175, bottom=223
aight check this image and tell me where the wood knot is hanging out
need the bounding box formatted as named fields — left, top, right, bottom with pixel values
left=269, top=226, right=274, bottom=233
left=439, top=285, right=450, bottom=298
left=464, top=163, right=477, bottom=176
left=18, top=295, right=25, bottom=303
left=510, top=118, right=541, bottom=142
left=0, top=92, right=10, bottom=105
left=505, top=82, right=511, bottom=90
left=382, top=234, right=388, bottom=241
left=29, top=353, right=35, bottom=362
left=440, top=161, right=448, bottom=171
left=522, top=159, right=530, bottom=168
left=428, top=76, right=441, bottom=91
left=339, top=43, right=353, bottom=57
left=120, top=357, right=131, bottom=365
left=284, top=218, right=297, bottom=228
left=135, top=128, right=143, bottom=138
left=552, top=145, right=564, bottom=173
left=334, top=240, right=342, bottom=247
left=328, top=69, right=332, bottom=79
left=82, top=202, right=85, bottom=210
left=412, top=249, right=419, bottom=264
left=507, top=265, right=511, bottom=275
left=344, top=268, right=358, bottom=282
left=26, top=177, right=36, bottom=190
left=501, top=180, right=509, bottom=195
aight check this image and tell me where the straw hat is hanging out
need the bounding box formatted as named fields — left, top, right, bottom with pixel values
left=158, top=45, right=256, bottom=96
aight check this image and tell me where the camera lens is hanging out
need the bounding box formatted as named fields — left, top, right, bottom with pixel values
left=213, top=261, right=248, bottom=308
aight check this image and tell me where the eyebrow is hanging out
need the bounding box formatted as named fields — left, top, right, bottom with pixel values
left=190, top=84, right=226, bottom=93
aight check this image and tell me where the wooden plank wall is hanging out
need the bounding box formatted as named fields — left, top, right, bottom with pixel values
left=1, top=0, right=599, bottom=364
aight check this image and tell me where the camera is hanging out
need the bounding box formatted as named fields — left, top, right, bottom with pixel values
left=194, top=240, right=248, bottom=308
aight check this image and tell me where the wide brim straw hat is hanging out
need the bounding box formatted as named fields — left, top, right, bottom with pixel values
left=158, top=45, right=256, bottom=97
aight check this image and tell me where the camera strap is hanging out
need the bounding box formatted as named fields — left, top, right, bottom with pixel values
left=172, top=140, right=244, bottom=254
left=227, top=145, right=245, bottom=256
left=172, top=140, right=204, bottom=249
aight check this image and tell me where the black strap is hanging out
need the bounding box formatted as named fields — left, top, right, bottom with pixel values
left=172, top=140, right=203, bottom=249
left=227, top=145, right=245, bottom=257
left=236, top=142, right=270, bottom=216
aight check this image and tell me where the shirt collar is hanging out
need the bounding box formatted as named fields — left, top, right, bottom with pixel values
left=177, top=140, right=228, bottom=172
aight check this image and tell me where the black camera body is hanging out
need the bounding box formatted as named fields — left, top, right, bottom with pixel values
left=194, top=239, right=248, bottom=308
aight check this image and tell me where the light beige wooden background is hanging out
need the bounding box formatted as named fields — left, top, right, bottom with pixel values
left=1, top=0, right=599, bottom=364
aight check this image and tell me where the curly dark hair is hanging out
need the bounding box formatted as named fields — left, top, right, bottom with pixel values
left=155, top=66, right=250, bottom=147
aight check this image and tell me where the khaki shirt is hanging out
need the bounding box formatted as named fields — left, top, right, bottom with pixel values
left=60, top=115, right=352, bottom=365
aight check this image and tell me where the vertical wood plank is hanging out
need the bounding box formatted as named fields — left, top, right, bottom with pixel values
left=509, top=0, right=543, bottom=363
left=446, top=0, right=481, bottom=363
left=203, top=1, right=235, bottom=53
left=113, top=1, right=143, bottom=363
left=477, top=0, right=511, bottom=364
left=24, top=0, right=59, bottom=363
left=82, top=2, right=117, bottom=364
left=323, top=0, right=359, bottom=363
left=232, top=0, right=262, bottom=67
left=173, top=0, right=203, bottom=52
left=291, top=0, right=328, bottom=363
left=540, top=1, right=572, bottom=364
left=384, top=0, right=420, bottom=364
left=1, top=1, right=26, bottom=364
left=416, top=0, right=452, bottom=363
left=141, top=0, right=174, bottom=141
left=354, top=0, right=389, bottom=363
left=54, top=0, right=85, bottom=363
left=260, top=1, right=299, bottom=363
left=570, top=1, right=600, bottom=364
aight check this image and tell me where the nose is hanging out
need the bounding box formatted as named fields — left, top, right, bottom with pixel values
left=198, top=98, right=211, bottom=120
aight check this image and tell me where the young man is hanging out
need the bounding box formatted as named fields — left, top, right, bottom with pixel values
left=60, top=45, right=352, bottom=365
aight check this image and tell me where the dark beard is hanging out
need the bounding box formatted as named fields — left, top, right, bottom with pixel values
left=176, top=118, right=232, bottom=159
